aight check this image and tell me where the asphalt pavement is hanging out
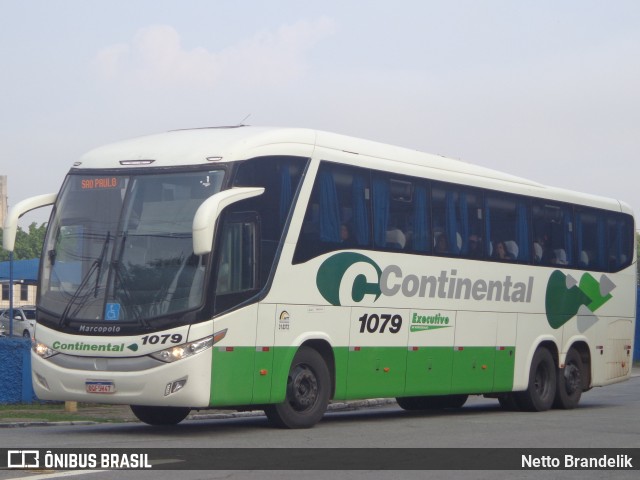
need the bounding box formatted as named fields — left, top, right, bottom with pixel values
left=2, top=365, right=638, bottom=428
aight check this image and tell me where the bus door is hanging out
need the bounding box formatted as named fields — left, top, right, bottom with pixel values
left=210, top=211, right=261, bottom=406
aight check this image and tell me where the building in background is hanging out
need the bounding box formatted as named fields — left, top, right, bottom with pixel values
left=0, top=259, right=38, bottom=309
left=1, top=176, right=40, bottom=309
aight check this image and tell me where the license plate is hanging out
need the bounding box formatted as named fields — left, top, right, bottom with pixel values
left=86, top=380, right=116, bottom=394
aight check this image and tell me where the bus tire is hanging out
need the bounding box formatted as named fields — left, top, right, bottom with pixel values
left=396, top=394, right=468, bottom=410
left=553, top=348, right=584, bottom=409
left=515, top=347, right=557, bottom=412
left=130, top=405, right=191, bottom=425
left=264, top=346, right=330, bottom=429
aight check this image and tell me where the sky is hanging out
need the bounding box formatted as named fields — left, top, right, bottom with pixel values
left=1, top=0, right=639, bottom=228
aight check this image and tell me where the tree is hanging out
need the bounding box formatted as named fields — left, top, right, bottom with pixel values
left=0, top=222, right=47, bottom=261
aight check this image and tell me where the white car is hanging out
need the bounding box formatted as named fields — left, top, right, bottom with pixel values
left=0, top=306, right=36, bottom=339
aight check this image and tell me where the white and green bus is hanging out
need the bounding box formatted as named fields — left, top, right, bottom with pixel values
left=3, top=127, right=636, bottom=428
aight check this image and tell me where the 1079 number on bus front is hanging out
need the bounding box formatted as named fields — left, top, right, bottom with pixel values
left=141, top=334, right=183, bottom=345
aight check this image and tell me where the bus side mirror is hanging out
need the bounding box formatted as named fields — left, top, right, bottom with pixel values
left=192, top=187, right=265, bottom=256
left=2, top=193, right=57, bottom=252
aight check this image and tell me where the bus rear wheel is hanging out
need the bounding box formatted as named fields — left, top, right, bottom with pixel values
left=264, top=346, right=330, bottom=429
left=130, top=405, right=191, bottom=425
left=515, top=347, right=556, bottom=412
left=553, top=348, right=584, bottom=409
left=396, top=394, right=468, bottom=410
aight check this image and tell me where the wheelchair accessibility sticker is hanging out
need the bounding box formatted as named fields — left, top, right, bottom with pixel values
left=105, top=303, right=121, bottom=321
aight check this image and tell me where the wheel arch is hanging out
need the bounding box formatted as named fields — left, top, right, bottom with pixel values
left=537, top=339, right=559, bottom=367
left=300, top=338, right=336, bottom=399
left=270, top=334, right=336, bottom=403
left=514, top=336, right=560, bottom=391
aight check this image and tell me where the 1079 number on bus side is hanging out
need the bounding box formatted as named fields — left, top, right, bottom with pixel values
left=358, top=313, right=402, bottom=334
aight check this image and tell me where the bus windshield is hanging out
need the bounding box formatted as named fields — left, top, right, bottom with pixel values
left=40, top=170, right=225, bottom=328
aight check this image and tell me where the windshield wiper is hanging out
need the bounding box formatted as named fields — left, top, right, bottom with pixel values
left=110, top=232, right=152, bottom=329
left=94, top=232, right=111, bottom=297
left=59, top=232, right=111, bottom=327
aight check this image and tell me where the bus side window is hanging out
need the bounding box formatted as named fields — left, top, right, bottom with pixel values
left=213, top=212, right=259, bottom=315
left=233, top=155, right=307, bottom=281
left=485, top=194, right=530, bottom=263
left=432, top=184, right=484, bottom=259
left=576, top=209, right=605, bottom=271
left=607, top=214, right=634, bottom=272
left=293, top=162, right=371, bottom=263
left=532, top=203, right=573, bottom=267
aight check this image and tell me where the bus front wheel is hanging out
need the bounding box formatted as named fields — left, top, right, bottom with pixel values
left=515, top=347, right=557, bottom=412
left=130, top=405, right=191, bottom=425
left=264, top=346, right=330, bottom=429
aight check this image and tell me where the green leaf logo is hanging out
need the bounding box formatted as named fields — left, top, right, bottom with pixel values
left=127, top=343, right=139, bottom=352
left=545, top=270, right=615, bottom=329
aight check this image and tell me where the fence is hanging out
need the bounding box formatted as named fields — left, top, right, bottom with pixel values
left=0, top=338, right=35, bottom=403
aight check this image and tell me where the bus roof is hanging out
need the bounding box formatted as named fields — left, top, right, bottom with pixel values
left=75, top=126, right=630, bottom=214
left=78, top=126, right=315, bottom=169
left=78, top=126, right=532, bottom=182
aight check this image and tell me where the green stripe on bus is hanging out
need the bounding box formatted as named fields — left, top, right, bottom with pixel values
left=210, top=345, right=515, bottom=407
left=210, top=347, right=276, bottom=407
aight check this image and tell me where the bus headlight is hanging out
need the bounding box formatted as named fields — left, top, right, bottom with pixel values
left=150, top=335, right=215, bottom=363
left=33, top=342, right=58, bottom=359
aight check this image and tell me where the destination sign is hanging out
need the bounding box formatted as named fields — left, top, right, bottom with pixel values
left=81, top=177, right=119, bottom=189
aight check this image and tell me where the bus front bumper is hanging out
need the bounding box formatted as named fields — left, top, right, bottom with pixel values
left=31, top=349, right=213, bottom=407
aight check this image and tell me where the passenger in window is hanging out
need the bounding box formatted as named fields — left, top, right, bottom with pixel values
left=536, top=235, right=554, bottom=264
left=468, top=235, right=483, bottom=258
left=340, top=223, right=355, bottom=247
left=533, top=241, right=543, bottom=263
left=435, top=234, right=448, bottom=254
left=493, top=241, right=514, bottom=261
left=551, top=249, right=568, bottom=266
left=386, top=226, right=406, bottom=249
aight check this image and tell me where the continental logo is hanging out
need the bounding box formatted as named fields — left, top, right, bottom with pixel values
left=316, top=253, right=382, bottom=306
left=316, top=253, right=616, bottom=330
left=52, top=341, right=139, bottom=353
left=545, top=270, right=615, bottom=329
left=316, top=252, right=533, bottom=307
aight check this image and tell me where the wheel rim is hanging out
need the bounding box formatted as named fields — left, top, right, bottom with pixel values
left=563, top=362, right=581, bottom=395
left=287, top=364, right=319, bottom=412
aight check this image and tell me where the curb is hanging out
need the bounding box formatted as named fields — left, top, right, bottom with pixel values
left=0, top=398, right=397, bottom=429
